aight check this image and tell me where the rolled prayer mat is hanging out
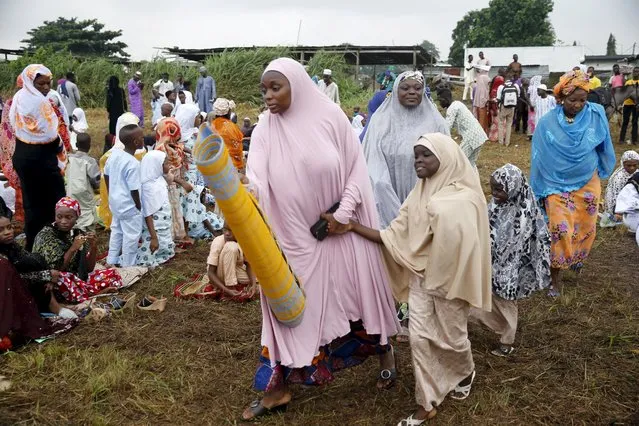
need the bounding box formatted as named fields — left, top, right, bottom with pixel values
left=193, top=123, right=305, bottom=327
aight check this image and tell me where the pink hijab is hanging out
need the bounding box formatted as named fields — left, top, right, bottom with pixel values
left=247, top=58, right=399, bottom=368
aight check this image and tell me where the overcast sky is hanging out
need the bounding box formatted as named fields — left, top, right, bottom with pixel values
left=0, top=1, right=637, bottom=61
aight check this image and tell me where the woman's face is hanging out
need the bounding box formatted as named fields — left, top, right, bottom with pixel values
left=414, top=145, right=440, bottom=179
left=563, top=88, right=588, bottom=118
left=34, top=74, right=51, bottom=97
left=490, top=177, right=508, bottom=205
left=55, top=207, right=78, bottom=232
left=261, top=71, right=291, bottom=114
left=0, top=217, right=14, bottom=245
left=398, top=78, right=423, bottom=108
left=623, top=159, right=639, bottom=175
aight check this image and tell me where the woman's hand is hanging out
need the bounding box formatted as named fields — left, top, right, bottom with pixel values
left=321, top=213, right=352, bottom=235
left=50, top=270, right=61, bottom=283
left=182, top=182, right=194, bottom=193
left=239, top=173, right=249, bottom=185
left=85, top=232, right=97, bottom=249
left=71, top=235, right=86, bottom=251
left=150, top=236, right=159, bottom=253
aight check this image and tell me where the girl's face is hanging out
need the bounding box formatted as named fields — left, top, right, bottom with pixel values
left=55, top=207, right=78, bottom=232
left=414, top=145, right=440, bottom=179
left=194, top=115, right=203, bottom=127
left=623, top=159, right=639, bottom=175
left=223, top=226, right=235, bottom=242
left=261, top=71, right=291, bottom=115
left=398, top=78, right=423, bottom=108
left=0, top=217, right=14, bottom=244
left=33, top=74, right=51, bottom=96
left=162, top=156, right=171, bottom=174
left=490, top=177, right=508, bottom=205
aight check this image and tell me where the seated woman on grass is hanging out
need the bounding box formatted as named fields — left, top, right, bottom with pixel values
left=205, top=224, right=257, bottom=302
left=0, top=198, right=77, bottom=320
left=33, top=197, right=123, bottom=303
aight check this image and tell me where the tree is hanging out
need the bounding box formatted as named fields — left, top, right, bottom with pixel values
left=419, top=40, right=440, bottom=62
left=448, top=0, right=555, bottom=66
left=22, top=17, right=129, bottom=59
left=606, top=33, right=617, bottom=56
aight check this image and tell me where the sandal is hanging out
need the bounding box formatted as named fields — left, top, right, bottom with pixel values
left=397, top=409, right=437, bottom=426
left=377, top=345, right=398, bottom=390
left=547, top=287, right=561, bottom=298
left=242, top=399, right=287, bottom=421
left=490, top=344, right=514, bottom=357
left=137, top=296, right=167, bottom=312
left=450, top=370, right=476, bottom=400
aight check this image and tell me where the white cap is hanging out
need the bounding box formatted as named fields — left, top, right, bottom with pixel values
left=134, top=71, right=142, bottom=77
left=538, top=84, right=548, bottom=91
left=199, top=66, right=207, bottom=73
left=323, top=69, right=332, bottom=76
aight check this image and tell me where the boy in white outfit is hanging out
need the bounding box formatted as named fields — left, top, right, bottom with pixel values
left=104, top=124, right=144, bottom=267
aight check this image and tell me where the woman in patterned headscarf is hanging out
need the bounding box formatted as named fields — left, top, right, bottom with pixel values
left=362, top=71, right=449, bottom=228
left=530, top=70, right=616, bottom=295
left=211, top=98, right=245, bottom=172
left=155, top=118, right=190, bottom=243
left=472, top=164, right=551, bottom=357
left=8, top=65, right=68, bottom=249
left=33, top=197, right=123, bottom=303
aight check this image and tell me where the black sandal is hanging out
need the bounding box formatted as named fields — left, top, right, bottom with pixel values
left=377, top=346, right=398, bottom=390
left=242, top=399, right=288, bottom=421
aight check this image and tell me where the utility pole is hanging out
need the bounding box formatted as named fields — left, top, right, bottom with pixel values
left=296, top=20, right=302, bottom=46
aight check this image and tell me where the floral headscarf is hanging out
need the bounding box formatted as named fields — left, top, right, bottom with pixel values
left=8, top=64, right=59, bottom=143
left=397, top=70, right=425, bottom=86
left=55, top=196, right=81, bottom=216
left=155, top=117, right=183, bottom=169
left=553, top=70, right=590, bottom=100
left=213, top=98, right=236, bottom=117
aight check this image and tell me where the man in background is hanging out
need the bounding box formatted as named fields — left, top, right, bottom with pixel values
left=475, top=51, right=491, bottom=76
left=153, top=73, right=174, bottom=98
left=317, top=69, right=340, bottom=104
left=128, top=71, right=145, bottom=127
left=508, top=54, right=522, bottom=80
left=58, top=72, right=81, bottom=121
left=620, top=67, right=639, bottom=145
left=463, top=54, right=475, bottom=101
left=587, top=67, right=601, bottom=90
left=196, top=66, right=217, bottom=114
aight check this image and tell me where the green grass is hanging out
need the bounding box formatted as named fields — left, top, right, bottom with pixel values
left=1, top=98, right=638, bottom=425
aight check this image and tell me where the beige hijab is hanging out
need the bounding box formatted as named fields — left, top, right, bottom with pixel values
left=380, top=133, right=492, bottom=311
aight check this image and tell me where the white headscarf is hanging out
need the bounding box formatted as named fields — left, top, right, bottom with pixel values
left=140, top=150, right=169, bottom=217
left=362, top=71, right=450, bottom=227
left=213, top=98, right=236, bottom=116
left=9, top=64, right=59, bottom=143
left=72, top=107, right=88, bottom=133
left=351, top=114, right=365, bottom=133
left=113, top=112, right=140, bottom=150
left=175, top=103, right=200, bottom=142
left=605, top=150, right=639, bottom=214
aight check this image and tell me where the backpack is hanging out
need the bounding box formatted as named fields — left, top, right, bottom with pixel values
left=500, top=83, right=519, bottom=108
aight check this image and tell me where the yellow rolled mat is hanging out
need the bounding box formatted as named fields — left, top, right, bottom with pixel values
left=193, top=123, right=305, bottom=327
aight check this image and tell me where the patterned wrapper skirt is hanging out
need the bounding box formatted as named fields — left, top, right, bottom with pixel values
left=544, top=173, right=600, bottom=270
left=253, top=320, right=390, bottom=392
left=137, top=203, right=175, bottom=268
left=57, top=268, right=123, bottom=303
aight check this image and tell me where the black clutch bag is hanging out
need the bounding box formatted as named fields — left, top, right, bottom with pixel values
left=310, top=202, right=341, bottom=241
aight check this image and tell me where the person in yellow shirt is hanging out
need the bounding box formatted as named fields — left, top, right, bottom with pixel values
left=587, top=66, right=601, bottom=90
left=620, top=66, right=639, bottom=145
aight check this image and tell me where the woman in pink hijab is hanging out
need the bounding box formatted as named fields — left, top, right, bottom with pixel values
left=242, top=58, right=400, bottom=420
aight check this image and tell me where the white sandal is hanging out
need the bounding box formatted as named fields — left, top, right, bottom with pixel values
left=397, top=409, right=437, bottom=426
left=450, top=370, right=476, bottom=400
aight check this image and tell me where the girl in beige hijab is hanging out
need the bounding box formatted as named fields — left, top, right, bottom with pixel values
left=323, top=133, right=492, bottom=425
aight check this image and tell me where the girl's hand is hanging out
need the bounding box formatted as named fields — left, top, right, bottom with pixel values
left=150, top=236, right=159, bottom=253
left=85, top=232, right=97, bottom=248
left=50, top=270, right=61, bottom=283
left=321, top=213, right=352, bottom=235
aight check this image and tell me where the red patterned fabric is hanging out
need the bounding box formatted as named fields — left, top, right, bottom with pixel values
left=57, top=268, right=122, bottom=303
left=55, top=196, right=81, bottom=216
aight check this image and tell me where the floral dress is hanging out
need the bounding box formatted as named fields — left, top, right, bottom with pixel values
left=137, top=202, right=175, bottom=268
left=32, top=225, right=123, bottom=303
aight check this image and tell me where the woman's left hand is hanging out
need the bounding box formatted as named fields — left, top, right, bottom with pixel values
left=85, top=232, right=97, bottom=248
left=321, top=213, right=352, bottom=235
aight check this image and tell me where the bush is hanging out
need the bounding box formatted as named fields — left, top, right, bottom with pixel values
left=0, top=47, right=370, bottom=111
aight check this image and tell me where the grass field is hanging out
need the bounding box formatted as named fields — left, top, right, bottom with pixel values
left=0, top=102, right=638, bottom=426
